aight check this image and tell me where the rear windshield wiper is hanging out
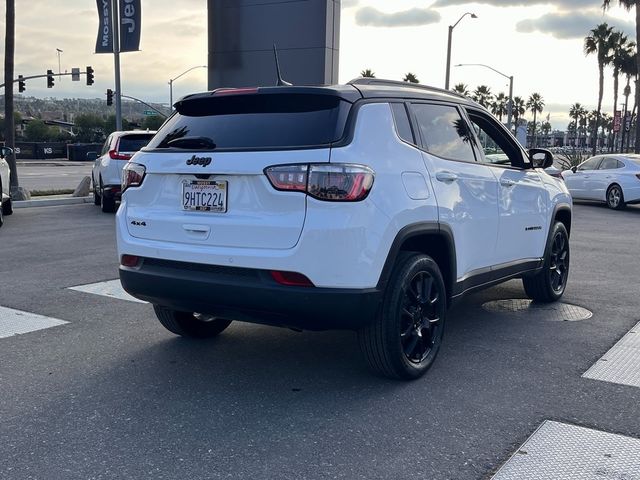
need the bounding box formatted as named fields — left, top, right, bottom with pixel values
left=166, top=136, right=217, bottom=150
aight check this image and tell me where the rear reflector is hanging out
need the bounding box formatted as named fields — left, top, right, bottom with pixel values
left=270, top=271, right=314, bottom=287
left=121, top=255, right=141, bottom=268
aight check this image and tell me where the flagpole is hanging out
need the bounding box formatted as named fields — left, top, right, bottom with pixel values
left=112, top=0, right=123, bottom=130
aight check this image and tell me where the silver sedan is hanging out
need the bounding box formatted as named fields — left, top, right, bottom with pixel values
left=562, top=154, right=640, bottom=210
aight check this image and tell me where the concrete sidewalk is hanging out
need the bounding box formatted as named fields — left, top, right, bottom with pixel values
left=13, top=194, right=93, bottom=208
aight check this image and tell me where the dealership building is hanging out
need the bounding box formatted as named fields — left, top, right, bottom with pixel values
left=207, top=0, right=340, bottom=89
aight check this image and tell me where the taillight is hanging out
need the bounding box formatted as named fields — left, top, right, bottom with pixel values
left=122, top=162, right=146, bottom=192
left=109, top=149, right=132, bottom=160
left=264, top=165, right=308, bottom=192
left=264, top=164, right=375, bottom=202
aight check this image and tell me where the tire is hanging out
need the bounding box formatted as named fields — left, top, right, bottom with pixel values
left=93, top=176, right=101, bottom=206
left=153, top=305, right=232, bottom=338
left=100, top=180, right=117, bottom=213
left=2, top=198, right=12, bottom=216
left=606, top=184, right=625, bottom=210
left=523, top=222, right=570, bottom=303
left=358, top=253, right=447, bottom=380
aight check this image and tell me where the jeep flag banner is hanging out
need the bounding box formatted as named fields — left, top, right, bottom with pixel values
left=119, top=0, right=141, bottom=52
left=95, top=0, right=141, bottom=53
left=95, top=0, right=114, bottom=53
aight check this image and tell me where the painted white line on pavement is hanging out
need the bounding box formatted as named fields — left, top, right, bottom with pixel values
left=68, top=279, right=147, bottom=304
left=583, top=321, right=640, bottom=389
left=0, top=306, right=69, bottom=339
left=492, top=421, right=640, bottom=479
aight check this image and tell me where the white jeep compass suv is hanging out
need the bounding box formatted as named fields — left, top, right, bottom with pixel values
left=116, top=79, right=572, bottom=380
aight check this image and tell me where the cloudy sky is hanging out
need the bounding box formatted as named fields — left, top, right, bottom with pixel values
left=0, top=0, right=635, bottom=128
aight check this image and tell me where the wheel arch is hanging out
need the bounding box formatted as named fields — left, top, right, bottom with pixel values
left=377, top=223, right=456, bottom=303
left=554, top=205, right=572, bottom=238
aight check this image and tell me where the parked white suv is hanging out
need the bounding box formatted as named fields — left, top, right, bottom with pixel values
left=92, top=130, right=155, bottom=212
left=116, top=79, right=572, bottom=379
left=0, top=146, right=14, bottom=227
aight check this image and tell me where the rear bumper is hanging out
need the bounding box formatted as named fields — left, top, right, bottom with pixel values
left=119, top=257, right=382, bottom=331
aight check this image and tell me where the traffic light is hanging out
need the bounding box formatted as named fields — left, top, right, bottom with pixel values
left=18, top=75, right=25, bottom=93
left=46, top=69, right=54, bottom=88
left=106, top=88, right=114, bottom=106
left=86, top=66, right=94, bottom=86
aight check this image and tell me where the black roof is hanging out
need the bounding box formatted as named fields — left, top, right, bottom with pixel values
left=175, top=78, right=479, bottom=109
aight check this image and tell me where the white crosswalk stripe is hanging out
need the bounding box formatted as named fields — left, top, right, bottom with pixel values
left=68, top=279, right=147, bottom=304
left=0, top=306, right=68, bottom=339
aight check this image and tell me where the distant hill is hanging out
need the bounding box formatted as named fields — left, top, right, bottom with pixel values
left=0, top=95, right=169, bottom=122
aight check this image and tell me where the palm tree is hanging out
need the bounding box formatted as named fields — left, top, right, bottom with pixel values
left=403, top=72, right=419, bottom=83
left=610, top=31, right=635, bottom=149
left=3, top=0, right=19, bottom=195
left=619, top=43, right=638, bottom=151
left=360, top=69, right=375, bottom=78
left=472, top=85, right=492, bottom=108
left=526, top=93, right=545, bottom=147
left=570, top=103, right=588, bottom=148
left=585, top=23, right=614, bottom=155
left=603, top=0, right=640, bottom=152
left=452, top=83, right=470, bottom=96
left=512, top=96, right=526, bottom=134
left=491, top=93, right=509, bottom=122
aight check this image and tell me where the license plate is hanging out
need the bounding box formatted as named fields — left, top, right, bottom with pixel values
left=182, top=180, right=227, bottom=212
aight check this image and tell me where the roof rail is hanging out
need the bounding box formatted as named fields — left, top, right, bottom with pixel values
left=347, top=77, right=465, bottom=99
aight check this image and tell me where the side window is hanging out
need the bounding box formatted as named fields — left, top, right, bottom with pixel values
left=599, top=158, right=622, bottom=170
left=390, top=103, right=415, bottom=144
left=577, top=157, right=602, bottom=171
left=101, top=135, right=112, bottom=155
left=411, top=103, right=476, bottom=163
left=466, top=110, right=526, bottom=168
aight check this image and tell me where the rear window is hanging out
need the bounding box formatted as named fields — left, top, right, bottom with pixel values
left=147, top=93, right=351, bottom=151
left=118, top=135, right=154, bottom=153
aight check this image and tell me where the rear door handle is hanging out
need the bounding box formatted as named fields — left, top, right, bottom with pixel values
left=500, top=179, right=516, bottom=187
left=436, top=171, right=459, bottom=182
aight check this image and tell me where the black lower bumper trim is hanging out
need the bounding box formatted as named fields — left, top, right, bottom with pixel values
left=119, top=258, right=382, bottom=331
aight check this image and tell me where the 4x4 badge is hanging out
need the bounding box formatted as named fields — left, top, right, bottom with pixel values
left=186, top=155, right=212, bottom=167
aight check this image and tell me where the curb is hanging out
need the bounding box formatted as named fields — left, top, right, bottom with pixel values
left=14, top=196, right=94, bottom=208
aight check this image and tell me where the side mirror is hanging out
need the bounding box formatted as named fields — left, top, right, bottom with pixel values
left=86, top=151, right=98, bottom=161
left=571, top=166, right=577, bottom=173
left=529, top=148, right=554, bottom=169
left=0, top=146, right=13, bottom=159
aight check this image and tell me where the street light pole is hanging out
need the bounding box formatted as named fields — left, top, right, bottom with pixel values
left=169, top=65, right=207, bottom=111
left=456, top=63, right=514, bottom=132
left=445, top=12, right=477, bottom=91
left=56, top=48, right=63, bottom=80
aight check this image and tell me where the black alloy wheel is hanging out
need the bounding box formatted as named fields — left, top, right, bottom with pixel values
left=358, top=253, right=447, bottom=380
left=523, top=222, right=570, bottom=303
left=401, top=270, right=443, bottom=364
left=549, top=230, right=570, bottom=294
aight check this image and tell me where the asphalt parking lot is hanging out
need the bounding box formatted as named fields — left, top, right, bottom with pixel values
left=0, top=202, right=639, bottom=479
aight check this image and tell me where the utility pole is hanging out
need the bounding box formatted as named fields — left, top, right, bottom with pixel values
left=3, top=0, right=21, bottom=197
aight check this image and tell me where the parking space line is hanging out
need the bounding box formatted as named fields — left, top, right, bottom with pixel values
left=68, top=279, right=147, bottom=304
left=492, top=420, right=640, bottom=479
left=0, top=306, right=68, bottom=339
left=583, top=321, right=640, bottom=389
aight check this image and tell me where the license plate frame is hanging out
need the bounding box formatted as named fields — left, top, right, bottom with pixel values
left=181, top=180, right=228, bottom=213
